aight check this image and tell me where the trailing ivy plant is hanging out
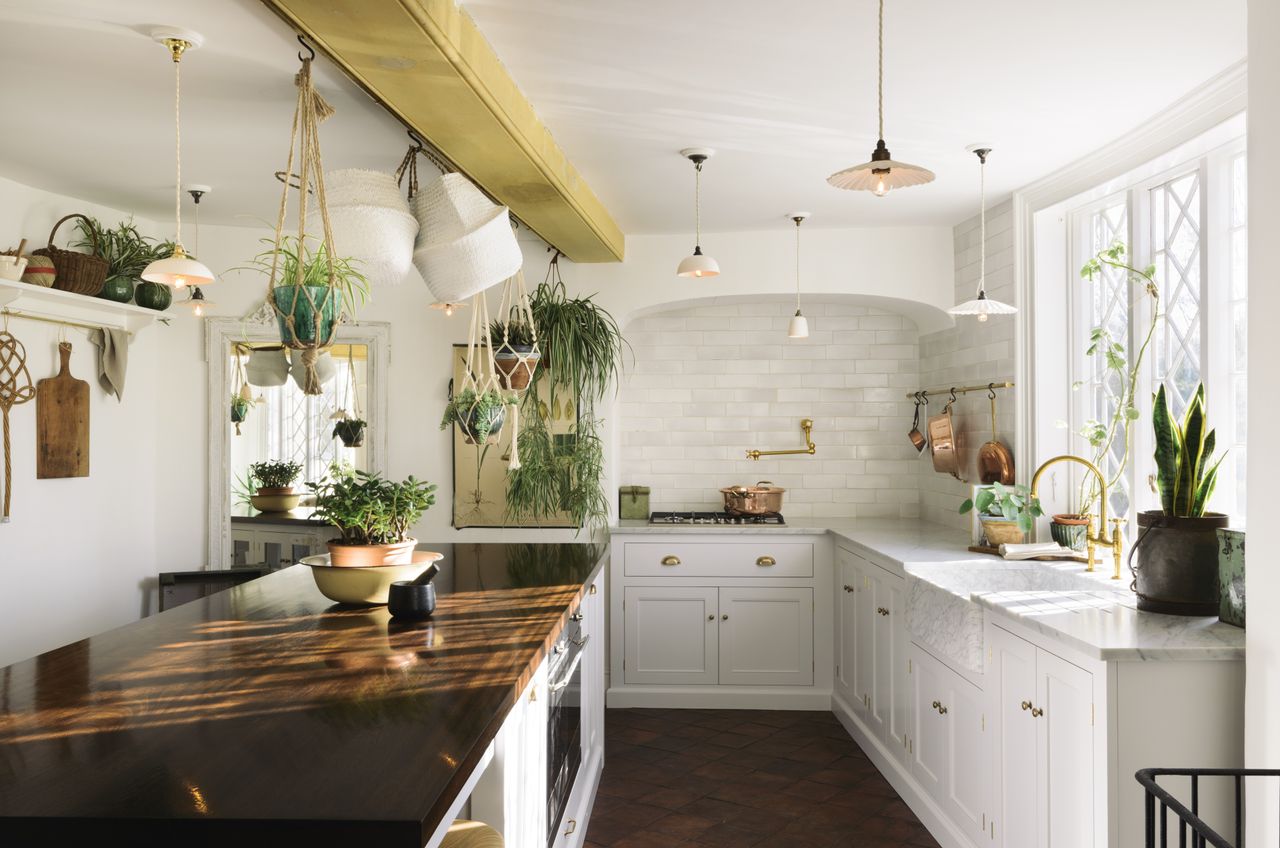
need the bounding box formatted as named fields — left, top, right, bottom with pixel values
left=1072, top=241, right=1161, bottom=515
left=1153, top=383, right=1223, bottom=517
left=504, top=275, right=627, bottom=531
left=439, top=388, right=513, bottom=444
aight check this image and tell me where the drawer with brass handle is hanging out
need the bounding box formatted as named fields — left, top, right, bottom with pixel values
left=623, top=542, right=813, bottom=577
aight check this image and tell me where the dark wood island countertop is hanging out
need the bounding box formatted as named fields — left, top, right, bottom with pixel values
left=0, top=542, right=607, bottom=847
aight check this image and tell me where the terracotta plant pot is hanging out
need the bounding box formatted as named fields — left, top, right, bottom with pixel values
left=327, top=538, right=418, bottom=567
left=494, top=346, right=541, bottom=391
left=1050, top=513, right=1090, bottom=551
left=980, top=517, right=1024, bottom=547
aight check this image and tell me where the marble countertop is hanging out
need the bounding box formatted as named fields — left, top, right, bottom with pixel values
left=611, top=518, right=1244, bottom=663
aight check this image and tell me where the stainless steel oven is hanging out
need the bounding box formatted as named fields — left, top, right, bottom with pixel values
left=546, top=609, right=587, bottom=844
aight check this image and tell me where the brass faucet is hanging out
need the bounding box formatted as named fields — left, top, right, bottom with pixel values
left=746, top=418, right=816, bottom=461
left=1029, top=455, right=1125, bottom=579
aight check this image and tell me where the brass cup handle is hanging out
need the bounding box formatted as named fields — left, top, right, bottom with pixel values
left=564, top=819, right=577, bottom=836
left=661, top=555, right=681, bottom=566
left=876, top=606, right=890, bottom=616
left=1021, top=700, right=1032, bottom=711
left=1031, top=707, right=1044, bottom=718
left=756, top=555, right=776, bottom=567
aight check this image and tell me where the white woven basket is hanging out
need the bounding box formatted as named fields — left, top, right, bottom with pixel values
left=411, top=174, right=522, bottom=303
left=312, top=205, right=418, bottom=288
left=323, top=169, right=408, bottom=210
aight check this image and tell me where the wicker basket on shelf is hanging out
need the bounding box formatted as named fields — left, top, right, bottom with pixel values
left=32, top=214, right=108, bottom=296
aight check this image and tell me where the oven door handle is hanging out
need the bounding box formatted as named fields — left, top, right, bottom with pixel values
left=549, top=635, right=589, bottom=692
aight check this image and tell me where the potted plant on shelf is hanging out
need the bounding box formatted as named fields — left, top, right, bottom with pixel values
left=74, top=216, right=177, bottom=306
left=961, top=482, right=1044, bottom=547
left=1131, top=383, right=1228, bottom=615
left=333, top=415, right=367, bottom=448
left=489, top=317, right=541, bottom=390
left=248, top=460, right=304, bottom=512
left=1052, top=241, right=1161, bottom=549
left=440, top=387, right=513, bottom=445
left=308, top=465, right=437, bottom=567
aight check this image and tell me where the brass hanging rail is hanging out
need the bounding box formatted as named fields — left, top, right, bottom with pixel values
left=906, top=381, right=1013, bottom=400
left=0, top=308, right=134, bottom=337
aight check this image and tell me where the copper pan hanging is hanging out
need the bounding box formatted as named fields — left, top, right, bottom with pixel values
left=977, top=385, right=1015, bottom=484
left=928, top=390, right=961, bottom=480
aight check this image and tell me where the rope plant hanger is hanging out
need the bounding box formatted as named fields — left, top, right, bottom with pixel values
left=446, top=287, right=511, bottom=450
left=264, top=48, right=341, bottom=396
left=490, top=269, right=541, bottom=470
left=0, top=316, right=34, bottom=521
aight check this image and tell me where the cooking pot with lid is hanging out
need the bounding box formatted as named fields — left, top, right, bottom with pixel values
left=720, top=481, right=786, bottom=515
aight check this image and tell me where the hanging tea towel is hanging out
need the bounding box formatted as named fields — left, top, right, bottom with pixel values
left=88, top=328, right=129, bottom=401
left=412, top=173, right=522, bottom=304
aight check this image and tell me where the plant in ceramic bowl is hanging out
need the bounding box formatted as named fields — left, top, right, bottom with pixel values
left=440, top=388, right=513, bottom=445
left=248, top=459, right=304, bottom=512
left=247, top=235, right=369, bottom=345
left=308, top=465, right=437, bottom=567
left=74, top=216, right=176, bottom=305
left=489, top=317, right=541, bottom=390
left=961, top=482, right=1043, bottom=547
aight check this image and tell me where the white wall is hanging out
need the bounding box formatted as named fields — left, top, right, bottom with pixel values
left=917, top=200, right=1018, bottom=530
left=1246, top=0, right=1280, bottom=839
left=617, top=297, right=921, bottom=520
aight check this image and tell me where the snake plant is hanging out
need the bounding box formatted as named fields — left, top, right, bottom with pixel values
left=1153, top=383, right=1223, bottom=517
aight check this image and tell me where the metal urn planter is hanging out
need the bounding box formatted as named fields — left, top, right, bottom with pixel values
left=1131, top=510, right=1230, bottom=616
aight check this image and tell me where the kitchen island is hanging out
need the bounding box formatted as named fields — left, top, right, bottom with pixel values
left=0, top=542, right=607, bottom=848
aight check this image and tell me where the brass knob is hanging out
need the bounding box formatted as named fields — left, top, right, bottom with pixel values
left=932, top=700, right=941, bottom=711
left=1031, top=707, right=1044, bottom=718
left=756, top=555, right=776, bottom=567
left=1021, top=700, right=1032, bottom=711
left=938, top=703, right=948, bottom=715
left=721, top=614, right=729, bottom=621
left=661, top=555, right=681, bottom=566
left=707, top=614, right=714, bottom=621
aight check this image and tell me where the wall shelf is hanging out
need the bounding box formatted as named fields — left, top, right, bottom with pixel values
left=0, top=278, right=166, bottom=335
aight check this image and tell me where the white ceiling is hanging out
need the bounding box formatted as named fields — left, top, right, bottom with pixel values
left=460, top=0, right=1247, bottom=233
left=0, top=0, right=409, bottom=228
left=0, top=1, right=1248, bottom=239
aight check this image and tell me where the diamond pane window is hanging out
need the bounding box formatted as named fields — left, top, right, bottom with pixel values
left=1087, top=201, right=1130, bottom=523
left=1151, top=171, right=1203, bottom=419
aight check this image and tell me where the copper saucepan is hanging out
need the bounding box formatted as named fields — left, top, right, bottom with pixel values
left=721, top=481, right=786, bottom=515
left=977, top=386, right=1015, bottom=485
left=908, top=392, right=927, bottom=453
left=928, top=393, right=962, bottom=480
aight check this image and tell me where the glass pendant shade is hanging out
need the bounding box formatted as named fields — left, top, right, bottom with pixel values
left=948, top=291, right=1017, bottom=322
left=949, top=146, right=1016, bottom=321
left=677, top=247, right=720, bottom=278
left=181, top=286, right=214, bottom=316
left=143, top=245, right=214, bottom=287
left=788, top=310, right=810, bottom=339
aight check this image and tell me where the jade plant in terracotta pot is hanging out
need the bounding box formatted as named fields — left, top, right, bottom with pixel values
left=248, top=460, right=303, bottom=512
left=309, top=465, right=437, bottom=567
left=961, top=482, right=1043, bottom=548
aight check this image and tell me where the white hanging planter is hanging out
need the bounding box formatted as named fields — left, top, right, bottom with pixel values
left=245, top=347, right=290, bottom=387
left=290, top=350, right=336, bottom=390
left=316, top=169, right=419, bottom=288
left=411, top=174, right=522, bottom=304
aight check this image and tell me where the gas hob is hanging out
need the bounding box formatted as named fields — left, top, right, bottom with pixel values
left=648, top=511, right=785, bottom=526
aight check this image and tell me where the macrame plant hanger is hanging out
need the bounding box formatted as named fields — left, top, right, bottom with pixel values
left=458, top=287, right=506, bottom=446
left=492, top=269, right=540, bottom=470
left=265, top=50, right=339, bottom=396
left=0, top=316, right=34, bottom=522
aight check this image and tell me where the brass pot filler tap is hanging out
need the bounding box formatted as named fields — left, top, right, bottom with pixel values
left=746, top=418, right=815, bottom=461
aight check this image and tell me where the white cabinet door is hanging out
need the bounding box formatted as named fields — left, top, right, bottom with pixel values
left=836, top=553, right=858, bottom=704
left=853, top=560, right=876, bottom=723
left=883, top=576, right=910, bottom=767
left=911, top=645, right=948, bottom=799
left=623, top=586, right=718, bottom=685
left=1038, top=649, right=1094, bottom=848
left=582, top=576, right=605, bottom=760
left=990, top=625, right=1039, bottom=848
left=947, top=667, right=989, bottom=842
left=719, top=587, right=814, bottom=686
left=471, top=663, right=548, bottom=848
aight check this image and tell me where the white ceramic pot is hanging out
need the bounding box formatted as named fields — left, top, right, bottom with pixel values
left=245, top=347, right=291, bottom=387
left=290, top=350, right=336, bottom=390
left=0, top=255, right=28, bottom=282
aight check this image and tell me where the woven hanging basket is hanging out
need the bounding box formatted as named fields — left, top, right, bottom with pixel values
left=32, top=214, right=108, bottom=296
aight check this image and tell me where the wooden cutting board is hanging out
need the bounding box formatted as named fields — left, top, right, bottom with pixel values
left=37, top=342, right=89, bottom=479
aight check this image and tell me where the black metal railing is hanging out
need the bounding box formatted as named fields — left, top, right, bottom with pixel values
left=1137, top=767, right=1280, bottom=847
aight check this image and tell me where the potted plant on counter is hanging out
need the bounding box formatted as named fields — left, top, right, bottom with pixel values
left=961, top=482, right=1044, bottom=547
left=309, top=465, right=437, bottom=567
left=1131, top=383, right=1228, bottom=615
left=489, top=317, right=541, bottom=391
left=248, top=460, right=304, bottom=512
left=440, top=387, right=513, bottom=445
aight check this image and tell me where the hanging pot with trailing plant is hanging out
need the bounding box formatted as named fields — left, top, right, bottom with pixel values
left=441, top=387, right=510, bottom=445
left=1129, top=384, right=1229, bottom=615
left=491, top=318, right=541, bottom=391
left=333, top=417, right=366, bottom=447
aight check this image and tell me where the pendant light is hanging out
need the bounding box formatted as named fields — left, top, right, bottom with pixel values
left=826, top=0, right=934, bottom=196
left=948, top=145, right=1017, bottom=322
left=676, top=148, right=720, bottom=278
left=142, top=28, right=215, bottom=288
left=179, top=186, right=216, bottom=316
left=787, top=212, right=810, bottom=339
left=429, top=301, right=468, bottom=317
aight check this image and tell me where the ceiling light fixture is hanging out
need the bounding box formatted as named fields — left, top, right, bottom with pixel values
left=788, top=212, right=810, bottom=339
left=948, top=145, right=1017, bottom=322
left=142, top=27, right=215, bottom=289
left=429, top=301, right=468, bottom=317
left=676, top=148, right=720, bottom=278
left=826, top=0, right=934, bottom=197
left=180, top=186, right=216, bottom=317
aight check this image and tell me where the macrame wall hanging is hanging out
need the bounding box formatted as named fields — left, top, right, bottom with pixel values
left=0, top=318, right=34, bottom=521
left=264, top=53, right=341, bottom=396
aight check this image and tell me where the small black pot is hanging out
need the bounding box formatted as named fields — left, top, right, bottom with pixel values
left=388, top=580, right=436, bottom=620
left=1132, top=510, right=1230, bottom=615
left=333, top=419, right=366, bottom=448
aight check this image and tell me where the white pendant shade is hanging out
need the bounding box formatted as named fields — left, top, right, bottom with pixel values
left=949, top=146, right=1017, bottom=322
left=788, top=310, right=810, bottom=339
left=181, top=286, right=215, bottom=317
left=826, top=158, right=935, bottom=195
left=948, top=292, right=1017, bottom=322
left=142, top=247, right=214, bottom=287
left=677, top=248, right=720, bottom=278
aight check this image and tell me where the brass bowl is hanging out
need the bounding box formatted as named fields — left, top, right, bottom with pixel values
left=302, top=551, right=444, bottom=605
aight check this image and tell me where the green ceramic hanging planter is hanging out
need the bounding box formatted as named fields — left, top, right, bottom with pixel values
left=271, top=285, right=339, bottom=345
left=135, top=281, right=173, bottom=311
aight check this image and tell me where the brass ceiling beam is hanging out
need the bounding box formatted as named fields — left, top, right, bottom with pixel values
left=260, top=0, right=625, bottom=263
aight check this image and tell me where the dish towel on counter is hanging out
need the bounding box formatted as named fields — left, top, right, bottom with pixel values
left=998, top=541, right=1078, bottom=560
left=88, top=328, right=129, bottom=401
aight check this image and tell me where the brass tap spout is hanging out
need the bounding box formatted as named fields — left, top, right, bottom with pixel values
left=746, top=418, right=816, bottom=461
left=1029, top=455, right=1125, bottom=579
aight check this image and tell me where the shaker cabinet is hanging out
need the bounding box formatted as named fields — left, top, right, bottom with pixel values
left=719, top=587, right=814, bottom=686
left=988, top=624, right=1094, bottom=848
left=623, top=586, right=719, bottom=685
